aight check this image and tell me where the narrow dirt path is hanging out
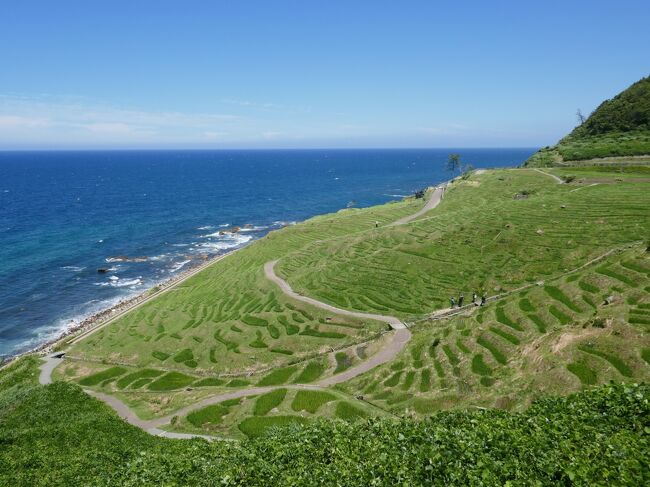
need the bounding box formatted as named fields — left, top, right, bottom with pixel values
left=533, top=168, right=564, bottom=184
left=35, top=185, right=442, bottom=440
left=389, top=186, right=445, bottom=226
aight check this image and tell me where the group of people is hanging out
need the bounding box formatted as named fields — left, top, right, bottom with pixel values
left=450, top=291, right=486, bottom=309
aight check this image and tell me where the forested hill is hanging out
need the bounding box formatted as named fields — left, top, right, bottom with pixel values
left=525, top=75, right=650, bottom=166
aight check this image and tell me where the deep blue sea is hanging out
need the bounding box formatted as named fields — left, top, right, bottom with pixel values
left=0, top=149, right=534, bottom=358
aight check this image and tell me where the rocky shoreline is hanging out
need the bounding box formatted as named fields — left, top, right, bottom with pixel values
left=0, top=248, right=241, bottom=368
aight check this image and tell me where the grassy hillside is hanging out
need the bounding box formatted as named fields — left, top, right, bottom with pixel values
left=525, top=76, right=650, bottom=165
left=278, top=169, right=648, bottom=317
left=1, top=357, right=647, bottom=486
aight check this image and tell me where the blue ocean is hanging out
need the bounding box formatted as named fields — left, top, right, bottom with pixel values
left=0, top=149, right=534, bottom=358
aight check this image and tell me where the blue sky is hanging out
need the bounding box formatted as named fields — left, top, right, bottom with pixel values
left=0, top=1, right=648, bottom=149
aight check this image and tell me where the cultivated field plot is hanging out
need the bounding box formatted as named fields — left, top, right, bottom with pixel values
left=276, top=169, right=649, bottom=318
left=161, top=386, right=381, bottom=439
left=339, top=246, right=650, bottom=413
left=66, top=196, right=421, bottom=376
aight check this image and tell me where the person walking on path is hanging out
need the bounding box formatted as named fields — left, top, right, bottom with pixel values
left=450, top=296, right=455, bottom=308
left=472, top=292, right=477, bottom=305
left=481, top=294, right=486, bottom=306
left=458, top=293, right=464, bottom=308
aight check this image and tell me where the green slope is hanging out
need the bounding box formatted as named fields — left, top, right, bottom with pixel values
left=525, top=75, right=650, bottom=165
left=1, top=357, right=647, bottom=486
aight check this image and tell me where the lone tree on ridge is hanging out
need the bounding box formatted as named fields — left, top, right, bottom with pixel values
left=446, top=153, right=461, bottom=176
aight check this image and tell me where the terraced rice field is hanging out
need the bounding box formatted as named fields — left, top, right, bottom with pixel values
left=340, top=246, right=650, bottom=413
left=67, top=197, right=420, bottom=375
left=277, top=170, right=649, bottom=318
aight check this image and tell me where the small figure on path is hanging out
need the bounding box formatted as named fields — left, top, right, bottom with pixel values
left=375, top=221, right=379, bottom=228
left=458, top=293, right=464, bottom=308
left=472, top=292, right=477, bottom=304
left=450, top=296, right=455, bottom=308
left=481, top=294, right=486, bottom=306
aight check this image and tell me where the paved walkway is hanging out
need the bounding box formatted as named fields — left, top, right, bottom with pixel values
left=389, top=186, right=445, bottom=226
left=38, top=185, right=446, bottom=440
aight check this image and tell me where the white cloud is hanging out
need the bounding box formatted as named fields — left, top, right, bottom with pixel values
left=0, top=115, right=50, bottom=128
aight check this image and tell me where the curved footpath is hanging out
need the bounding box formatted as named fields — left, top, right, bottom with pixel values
left=39, top=185, right=447, bottom=440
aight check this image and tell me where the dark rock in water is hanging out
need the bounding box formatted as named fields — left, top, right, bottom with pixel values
left=346, top=200, right=357, bottom=208
left=243, top=224, right=253, bottom=229
left=97, top=268, right=109, bottom=273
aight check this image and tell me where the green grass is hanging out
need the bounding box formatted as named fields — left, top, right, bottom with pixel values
left=335, top=401, right=368, bottom=421
left=257, top=366, right=298, bottom=386
left=455, top=339, right=470, bottom=354
left=226, top=379, right=250, bottom=387
left=471, top=354, right=492, bottom=376
left=238, top=415, right=309, bottom=438
left=518, top=298, right=535, bottom=312
left=293, top=361, right=325, bottom=383
left=476, top=336, right=507, bottom=365
left=567, top=362, right=597, bottom=385
left=116, top=369, right=163, bottom=389
left=495, top=307, right=524, bottom=332
left=544, top=285, right=582, bottom=313
left=419, top=368, right=431, bottom=392
left=254, top=388, right=287, bottom=416
left=527, top=314, right=548, bottom=333
left=578, top=345, right=633, bottom=377
left=291, top=390, right=337, bottom=413
left=151, top=351, right=169, bottom=361
left=78, top=367, right=126, bottom=386
left=441, top=345, right=460, bottom=366
left=334, top=352, right=353, bottom=373
left=401, top=370, right=416, bottom=391
left=193, top=377, right=226, bottom=387
left=578, top=280, right=599, bottom=293
left=549, top=306, right=572, bottom=325
left=488, top=326, right=520, bottom=345
left=148, top=372, right=195, bottom=391
left=383, top=371, right=402, bottom=387
left=642, top=348, right=650, bottom=365
left=186, top=404, right=229, bottom=427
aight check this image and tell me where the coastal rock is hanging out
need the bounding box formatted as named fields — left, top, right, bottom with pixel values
left=243, top=224, right=253, bottom=229
left=536, top=229, right=544, bottom=235
left=97, top=268, right=109, bottom=273
left=230, top=226, right=241, bottom=233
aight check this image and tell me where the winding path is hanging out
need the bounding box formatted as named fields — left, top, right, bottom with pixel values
left=38, top=184, right=447, bottom=439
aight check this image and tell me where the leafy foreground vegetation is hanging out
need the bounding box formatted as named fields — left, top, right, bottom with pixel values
left=525, top=75, right=650, bottom=165
left=0, top=358, right=647, bottom=486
